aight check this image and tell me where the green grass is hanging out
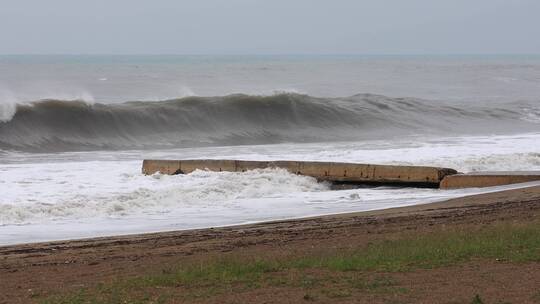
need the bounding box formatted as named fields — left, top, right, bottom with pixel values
left=471, top=294, right=485, bottom=304
left=295, top=221, right=540, bottom=272
left=532, top=289, right=540, bottom=303
left=40, top=221, right=540, bottom=304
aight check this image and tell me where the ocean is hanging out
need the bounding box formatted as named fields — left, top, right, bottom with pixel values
left=1, top=55, right=539, bottom=245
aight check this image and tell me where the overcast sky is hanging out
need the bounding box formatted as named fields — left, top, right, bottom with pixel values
left=1, top=0, right=539, bottom=55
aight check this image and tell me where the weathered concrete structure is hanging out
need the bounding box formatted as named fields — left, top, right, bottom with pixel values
left=142, top=159, right=457, bottom=187
left=440, top=171, right=540, bottom=189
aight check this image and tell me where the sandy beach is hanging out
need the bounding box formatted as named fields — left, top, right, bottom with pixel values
left=1, top=185, right=539, bottom=303
left=2, top=2, right=540, bottom=303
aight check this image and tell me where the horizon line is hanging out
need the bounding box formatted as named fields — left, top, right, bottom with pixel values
left=1, top=53, right=540, bottom=57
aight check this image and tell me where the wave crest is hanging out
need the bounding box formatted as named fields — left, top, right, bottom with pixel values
left=0, top=93, right=538, bottom=152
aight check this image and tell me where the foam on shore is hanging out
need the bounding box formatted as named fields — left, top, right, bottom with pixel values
left=1, top=133, right=539, bottom=245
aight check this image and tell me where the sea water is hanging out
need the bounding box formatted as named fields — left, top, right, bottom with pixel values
left=1, top=55, right=539, bottom=245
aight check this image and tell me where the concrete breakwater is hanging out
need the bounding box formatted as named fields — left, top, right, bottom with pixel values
left=142, top=159, right=540, bottom=189
left=142, top=159, right=457, bottom=188
left=440, top=171, right=540, bottom=189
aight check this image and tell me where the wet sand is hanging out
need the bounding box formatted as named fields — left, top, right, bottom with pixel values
left=1, top=185, right=539, bottom=303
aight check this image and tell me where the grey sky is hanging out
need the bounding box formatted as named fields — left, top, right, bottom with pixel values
left=1, top=0, right=539, bottom=54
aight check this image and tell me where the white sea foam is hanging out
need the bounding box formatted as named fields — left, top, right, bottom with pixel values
left=271, top=88, right=306, bottom=95
left=0, top=90, right=18, bottom=122
left=145, top=133, right=539, bottom=173
left=0, top=167, right=328, bottom=225
left=176, top=85, right=196, bottom=97
left=521, top=106, right=540, bottom=123
left=1, top=132, right=539, bottom=245
left=0, top=100, right=16, bottom=122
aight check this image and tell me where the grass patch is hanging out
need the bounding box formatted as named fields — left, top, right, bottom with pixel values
left=532, top=290, right=540, bottom=303
left=41, top=220, right=540, bottom=304
left=294, top=221, right=540, bottom=272
left=471, top=294, right=485, bottom=304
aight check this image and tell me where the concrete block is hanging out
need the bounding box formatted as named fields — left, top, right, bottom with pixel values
left=142, top=159, right=457, bottom=187
left=440, top=171, right=540, bottom=189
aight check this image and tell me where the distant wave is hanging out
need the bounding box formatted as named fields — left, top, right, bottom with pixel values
left=0, top=93, right=538, bottom=152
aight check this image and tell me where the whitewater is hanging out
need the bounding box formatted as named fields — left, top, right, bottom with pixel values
left=1, top=55, right=539, bottom=245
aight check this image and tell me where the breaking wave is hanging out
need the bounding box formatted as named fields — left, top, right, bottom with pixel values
left=0, top=168, right=329, bottom=225
left=0, top=93, right=538, bottom=152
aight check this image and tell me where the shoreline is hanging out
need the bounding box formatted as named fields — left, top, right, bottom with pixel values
left=1, top=185, right=539, bottom=303
left=1, top=183, right=538, bottom=250
left=0, top=185, right=538, bottom=252
left=2, top=181, right=539, bottom=248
